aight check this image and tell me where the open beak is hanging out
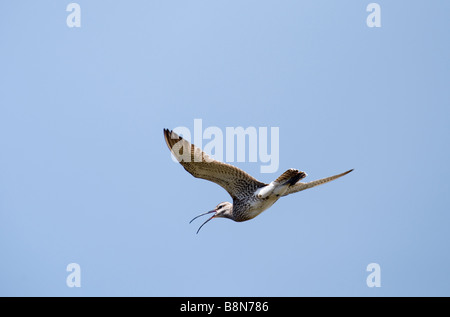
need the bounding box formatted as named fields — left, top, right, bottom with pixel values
left=189, top=210, right=216, bottom=234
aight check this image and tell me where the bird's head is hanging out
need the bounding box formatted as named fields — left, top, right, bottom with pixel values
left=189, top=202, right=233, bottom=234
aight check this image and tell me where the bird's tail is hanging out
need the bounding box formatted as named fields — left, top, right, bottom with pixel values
left=281, top=169, right=353, bottom=196
left=274, top=168, right=307, bottom=186
left=267, top=169, right=307, bottom=197
left=256, top=169, right=306, bottom=199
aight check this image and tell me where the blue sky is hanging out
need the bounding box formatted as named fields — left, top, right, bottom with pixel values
left=1, top=1, right=449, bottom=296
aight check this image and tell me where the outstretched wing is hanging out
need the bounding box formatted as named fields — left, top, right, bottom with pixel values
left=163, top=129, right=267, bottom=200
left=282, top=169, right=353, bottom=196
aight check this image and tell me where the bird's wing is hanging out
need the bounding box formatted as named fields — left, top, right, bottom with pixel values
left=282, top=169, right=353, bottom=196
left=163, top=129, right=266, bottom=200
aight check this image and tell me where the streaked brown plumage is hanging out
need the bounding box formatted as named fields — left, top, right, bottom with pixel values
left=163, top=129, right=353, bottom=233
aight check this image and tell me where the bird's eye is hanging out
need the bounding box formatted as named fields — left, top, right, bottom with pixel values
left=218, top=205, right=222, bottom=209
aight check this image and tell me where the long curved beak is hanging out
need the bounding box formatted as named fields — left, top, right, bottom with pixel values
left=189, top=210, right=216, bottom=234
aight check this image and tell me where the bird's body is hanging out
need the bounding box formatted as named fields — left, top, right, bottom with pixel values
left=163, top=129, right=352, bottom=233
left=231, top=169, right=307, bottom=221
left=237, top=195, right=279, bottom=222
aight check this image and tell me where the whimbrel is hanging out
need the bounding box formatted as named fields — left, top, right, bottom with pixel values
left=163, top=129, right=353, bottom=233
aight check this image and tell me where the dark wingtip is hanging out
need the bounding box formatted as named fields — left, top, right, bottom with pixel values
left=163, top=128, right=168, bottom=139
left=163, top=129, right=181, bottom=150
left=163, top=129, right=170, bottom=149
left=343, top=169, right=354, bottom=176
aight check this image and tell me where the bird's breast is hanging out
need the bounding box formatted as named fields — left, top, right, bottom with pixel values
left=237, top=195, right=279, bottom=221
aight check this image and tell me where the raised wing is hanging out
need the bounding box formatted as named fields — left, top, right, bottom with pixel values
left=163, top=129, right=266, bottom=200
left=282, top=169, right=353, bottom=196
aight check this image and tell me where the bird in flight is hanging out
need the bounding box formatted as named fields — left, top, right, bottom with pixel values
left=163, top=129, right=353, bottom=233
